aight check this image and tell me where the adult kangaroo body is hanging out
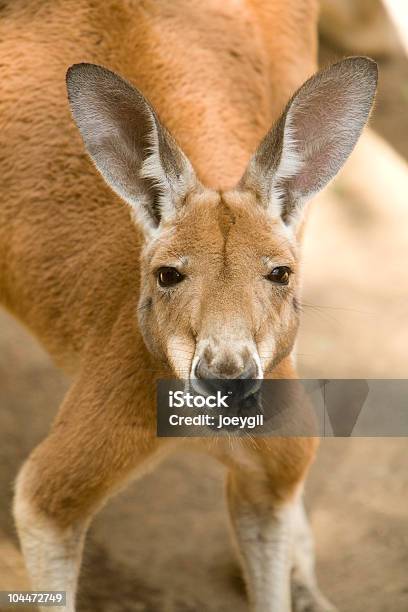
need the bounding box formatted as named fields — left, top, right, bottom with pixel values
left=0, top=1, right=376, bottom=610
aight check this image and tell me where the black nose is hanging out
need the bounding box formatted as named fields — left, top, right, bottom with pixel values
left=194, top=354, right=259, bottom=399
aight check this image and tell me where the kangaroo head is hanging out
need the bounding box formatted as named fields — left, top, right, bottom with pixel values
left=66, top=58, right=377, bottom=389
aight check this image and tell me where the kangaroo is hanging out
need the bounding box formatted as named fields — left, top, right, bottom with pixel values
left=0, top=1, right=377, bottom=610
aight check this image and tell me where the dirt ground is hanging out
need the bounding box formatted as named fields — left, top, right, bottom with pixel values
left=0, top=33, right=408, bottom=612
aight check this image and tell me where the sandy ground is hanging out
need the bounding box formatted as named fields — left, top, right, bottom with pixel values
left=1, top=38, right=408, bottom=612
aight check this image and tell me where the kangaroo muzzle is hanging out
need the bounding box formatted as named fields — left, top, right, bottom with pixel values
left=191, top=340, right=262, bottom=400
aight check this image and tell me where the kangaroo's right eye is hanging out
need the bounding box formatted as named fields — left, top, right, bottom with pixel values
left=156, top=267, right=185, bottom=288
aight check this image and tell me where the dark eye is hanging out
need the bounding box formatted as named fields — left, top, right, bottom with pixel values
left=266, top=266, right=292, bottom=285
left=156, top=266, right=184, bottom=288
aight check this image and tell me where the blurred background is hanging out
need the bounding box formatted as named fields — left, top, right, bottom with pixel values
left=0, top=1, right=407, bottom=610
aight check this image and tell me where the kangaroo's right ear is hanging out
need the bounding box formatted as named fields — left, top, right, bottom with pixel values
left=66, top=63, right=198, bottom=237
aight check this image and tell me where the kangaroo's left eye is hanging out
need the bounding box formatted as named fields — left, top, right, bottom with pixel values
left=266, top=266, right=292, bottom=285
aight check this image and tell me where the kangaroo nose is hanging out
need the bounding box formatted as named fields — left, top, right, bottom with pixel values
left=194, top=352, right=259, bottom=398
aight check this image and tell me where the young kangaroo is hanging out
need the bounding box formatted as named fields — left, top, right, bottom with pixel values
left=0, top=1, right=377, bottom=611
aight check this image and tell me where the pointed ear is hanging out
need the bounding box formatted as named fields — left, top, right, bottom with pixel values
left=240, top=57, right=378, bottom=226
left=66, top=63, right=197, bottom=236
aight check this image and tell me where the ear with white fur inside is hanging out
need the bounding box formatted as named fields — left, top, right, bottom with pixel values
left=241, top=56, right=378, bottom=226
left=66, top=63, right=197, bottom=236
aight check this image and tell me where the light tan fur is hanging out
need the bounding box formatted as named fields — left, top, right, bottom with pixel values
left=0, top=1, right=376, bottom=611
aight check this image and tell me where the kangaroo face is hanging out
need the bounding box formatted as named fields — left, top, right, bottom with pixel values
left=138, top=188, right=299, bottom=382
left=66, top=58, right=377, bottom=387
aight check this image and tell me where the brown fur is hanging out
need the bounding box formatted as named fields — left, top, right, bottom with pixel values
left=0, top=0, right=318, bottom=506
left=0, top=1, right=329, bottom=609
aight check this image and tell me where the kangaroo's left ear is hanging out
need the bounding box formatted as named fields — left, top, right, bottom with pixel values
left=240, top=57, right=378, bottom=226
